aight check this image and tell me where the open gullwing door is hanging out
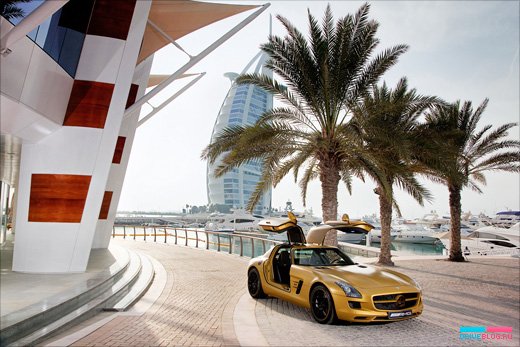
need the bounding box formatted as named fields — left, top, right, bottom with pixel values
left=306, top=214, right=374, bottom=245
left=258, top=212, right=305, bottom=244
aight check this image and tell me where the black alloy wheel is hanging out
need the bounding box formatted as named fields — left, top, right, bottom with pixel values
left=248, top=268, right=266, bottom=298
left=310, top=284, right=337, bottom=324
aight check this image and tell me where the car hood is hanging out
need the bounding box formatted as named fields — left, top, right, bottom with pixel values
left=312, top=265, right=414, bottom=289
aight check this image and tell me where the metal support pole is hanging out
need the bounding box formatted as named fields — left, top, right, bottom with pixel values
left=137, top=72, right=206, bottom=127
left=195, top=230, right=199, bottom=248
left=147, top=19, right=192, bottom=58
left=164, top=227, right=167, bottom=243
left=123, top=226, right=126, bottom=239
left=229, top=235, right=232, bottom=254
left=239, top=236, right=243, bottom=256
left=185, top=228, right=188, bottom=246
left=124, top=3, right=271, bottom=118
left=206, top=232, right=209, bottom=250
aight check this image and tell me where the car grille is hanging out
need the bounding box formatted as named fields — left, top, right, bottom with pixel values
left=372, top=292, right=419, bottom=310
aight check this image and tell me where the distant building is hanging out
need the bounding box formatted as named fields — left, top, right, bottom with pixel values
left=207, top=52, right=273, bottom=215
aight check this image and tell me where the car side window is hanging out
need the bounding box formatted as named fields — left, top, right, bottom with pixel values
left=293, top=248, right=354, bottom=266
left=293, top=249, right=313, bottom=265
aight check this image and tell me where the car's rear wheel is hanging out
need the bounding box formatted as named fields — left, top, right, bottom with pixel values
left=248, top=268, right=266, bottom=298
left=310, top=284, right=336, bottom=324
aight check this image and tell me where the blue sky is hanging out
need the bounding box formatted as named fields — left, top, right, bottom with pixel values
left=119, top=1, right=519, bottom=218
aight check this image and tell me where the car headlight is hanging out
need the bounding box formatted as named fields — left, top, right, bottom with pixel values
left=411, top=278, right=422, bottom=291
left=335, top=281, right=362, bottom=298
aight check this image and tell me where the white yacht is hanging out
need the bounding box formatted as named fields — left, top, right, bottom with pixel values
left=356, top=217, right=398, bottom=243
left=369, top=228, right=399, bottom=243
left=337, top=230, right=367, bottom=244
left=439, top=223, right=520, bottom=256
left=204, top=210, right=264, bottom=232
left=404, top=211, right=450, bottom=232
left=491, top=211, right=520, bottom=228
left=392, top=224, right=440, bottom=244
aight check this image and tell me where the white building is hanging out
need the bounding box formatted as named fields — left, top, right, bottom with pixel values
left=206, top=52, right=273, bottom=215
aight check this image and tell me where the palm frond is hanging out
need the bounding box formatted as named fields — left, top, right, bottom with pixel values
left=394, top=174, right=433, bottom=205
left=299, top=159, right=319, bottom=206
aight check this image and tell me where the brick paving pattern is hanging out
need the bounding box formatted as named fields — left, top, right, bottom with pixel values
left=253, top=258, right=520, bottom=346
left=72, top=240, right=249, bottom=346
left=71, top=239, right=519, bottom=346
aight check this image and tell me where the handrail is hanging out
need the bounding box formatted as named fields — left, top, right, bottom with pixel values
left=111, top=225, right=376, bottom=259
left=112, top=225, right=281, bottom=258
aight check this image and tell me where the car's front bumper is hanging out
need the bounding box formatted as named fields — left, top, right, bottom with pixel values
left=332, top=291, right=423, bottom=323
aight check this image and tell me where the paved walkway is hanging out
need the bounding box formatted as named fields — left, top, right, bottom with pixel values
left=46, top=239, right=519, bottom=346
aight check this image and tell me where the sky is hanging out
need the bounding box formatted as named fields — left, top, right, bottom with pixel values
left=118, top=1, right=519, bottom=219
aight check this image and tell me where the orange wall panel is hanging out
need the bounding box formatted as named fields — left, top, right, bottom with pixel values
left=126, top=84, right=139, bottom=109
left=112, top=136, right=126, bottom=164
left=63, top=80, right=114, bottom=129
left=87, top=0, right=137, bottom=40
left=99, top=191, right=113, bottom=220
left=29, top=174, right=91, bottom=223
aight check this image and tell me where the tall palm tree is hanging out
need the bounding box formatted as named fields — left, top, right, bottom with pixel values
left=351, top=78, right=440, bottom=265
left=202, top=4, right=408, bottom=245
left=423, top=99, right=520, bottom=261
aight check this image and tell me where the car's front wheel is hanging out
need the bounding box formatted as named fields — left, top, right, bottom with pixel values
left=248, top=268, right=266, bottom=299
left=310, top=284, right=337, bottom=324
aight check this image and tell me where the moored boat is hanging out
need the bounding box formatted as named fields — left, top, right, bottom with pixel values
left=392, top=225, right=439, bottom=244
left=204, top=210, right=264, bottom=232
left=439, top=223, right=520, bottom=256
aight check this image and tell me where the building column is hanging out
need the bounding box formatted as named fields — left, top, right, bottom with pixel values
left=12, top=0, right=151, bottom=273
left=91, top=56, right=153, bottom=249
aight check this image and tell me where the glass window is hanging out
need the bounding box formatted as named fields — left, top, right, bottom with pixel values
left=3, top=0, right=94, bottom=77
left=293, top=248, right=354, bottom=266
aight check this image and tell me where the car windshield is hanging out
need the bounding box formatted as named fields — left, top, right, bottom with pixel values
left=293, top=248, right=355, bottom=266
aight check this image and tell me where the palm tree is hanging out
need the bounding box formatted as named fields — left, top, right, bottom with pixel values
left=202, top=4, right=408, bottom=245
left=351, top=78, right=440, bottom=265
left=1, top=0, right=31, bottom=21
left=423, top=99, right=520, bottom=261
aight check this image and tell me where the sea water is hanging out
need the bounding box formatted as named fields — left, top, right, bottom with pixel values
left=365, top=239, right=445, bottom=255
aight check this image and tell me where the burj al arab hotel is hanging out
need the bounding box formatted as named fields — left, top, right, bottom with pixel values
left=206, top=52, right=273, bottom=215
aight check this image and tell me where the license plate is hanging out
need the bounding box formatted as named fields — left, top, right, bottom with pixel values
left=388, top=310, right=412, bottom=319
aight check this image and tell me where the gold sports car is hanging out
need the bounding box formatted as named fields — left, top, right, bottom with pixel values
left=247, top=213, right=423, bottom=324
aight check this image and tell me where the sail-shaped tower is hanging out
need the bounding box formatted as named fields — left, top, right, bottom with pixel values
left=207, top=52, right=273, bottom=215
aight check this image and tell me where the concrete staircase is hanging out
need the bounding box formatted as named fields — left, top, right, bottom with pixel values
left=0, top=248, right=154, bottom=346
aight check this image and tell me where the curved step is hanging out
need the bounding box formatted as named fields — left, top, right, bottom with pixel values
left=0, top=247, right=131, bottom=346
left=4, top=249, right=147, bottom=346
left=108, top=254, right=155, bottom=312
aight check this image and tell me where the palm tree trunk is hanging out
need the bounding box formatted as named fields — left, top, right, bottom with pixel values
left=448, top=183, right=465, bottom=262
left=319, top=160, right=340, bottom=246
left=376, top=185, right=394, bottom=266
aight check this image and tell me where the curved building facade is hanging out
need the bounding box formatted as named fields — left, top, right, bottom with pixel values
left=207, top=52, right=273, bottom=215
